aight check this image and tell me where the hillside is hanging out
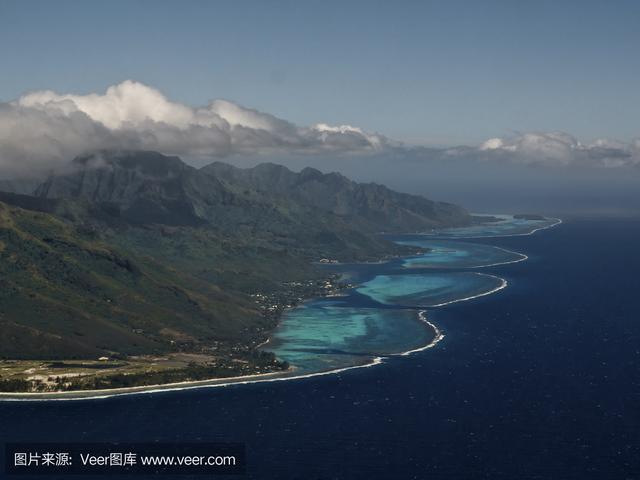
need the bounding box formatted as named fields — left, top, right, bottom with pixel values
left=0, top=150, right=471, bottom=361
left=0, top=201, right=262, bottom=360
left=203, top=161, right=470, bottom=232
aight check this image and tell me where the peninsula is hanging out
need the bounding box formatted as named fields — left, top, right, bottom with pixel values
left=0, top=150, right=470, bottom=393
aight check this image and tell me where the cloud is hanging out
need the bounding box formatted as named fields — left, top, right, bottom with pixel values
left=0, top=80, right=389, bottom=176
left=473, top=131, right=640, bottom=168
left=0, top=80, right=638, bottom=177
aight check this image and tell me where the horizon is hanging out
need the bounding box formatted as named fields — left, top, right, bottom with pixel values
left=2, top=4, right=640, bottom=479
left=2, top=0, right=640, bottom=145
left=1, top=0, right=639, bottom=214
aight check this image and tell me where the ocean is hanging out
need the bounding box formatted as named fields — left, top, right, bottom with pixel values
left=1, top=217, right=639, bottom=479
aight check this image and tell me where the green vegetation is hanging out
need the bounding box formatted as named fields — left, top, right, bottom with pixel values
left=66, top=353, right=288, bottom=391
left=0, top=202, right=262, bottom=360
left=0, top=151, right=469, bottom=391
left=0, top=352, right=288, bottom=392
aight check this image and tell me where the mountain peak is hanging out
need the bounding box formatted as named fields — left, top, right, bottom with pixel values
left=202, top=158, right=470, bottom=231
left=73, top=150, right=190, bottom=177
left=299, top=166, right=324, bottom=179
left=35, top=150, right=211, bottom=226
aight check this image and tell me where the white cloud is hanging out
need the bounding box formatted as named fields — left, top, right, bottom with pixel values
left=312, top=123, right=387, bottom=149
left=479, top=137, right=507, bottom=151
left=0, top=80, right=388, bottom=176
left=0, top=80, right=638, bottom=177
left=473, top=131, right=640, bottom=168
left=17, top=80, right=195, bottom=130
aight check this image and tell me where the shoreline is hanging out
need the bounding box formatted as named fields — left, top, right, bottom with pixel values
left=427, top=273, right=508, bottom=308
left=402, top=243, right=528, bottom=270
left=425, top=217, right=563, bottom=239
left=0, top=216, right=561, bottom=402
left=398, top=311, right=445, bottom=356
left=0, top=308, right=441, bottom=402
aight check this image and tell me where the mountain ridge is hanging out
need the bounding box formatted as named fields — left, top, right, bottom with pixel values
left=0, top=150, right=470, bottom=360
left=202, top=160, right=470, bottom=232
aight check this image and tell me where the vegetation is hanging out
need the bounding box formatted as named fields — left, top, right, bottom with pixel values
left=0, top=352, right=289, bottom=393
left=0, top=150, right=469, bottom=391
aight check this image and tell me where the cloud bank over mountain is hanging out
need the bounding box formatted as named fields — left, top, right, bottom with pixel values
left=0, top=80, right=389, bottom=176
left=473, top=132, right=640, bottom=168
left=0, top=80, right=638, bottom=177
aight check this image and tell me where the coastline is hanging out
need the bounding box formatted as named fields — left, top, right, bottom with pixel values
left=0, top=216, right=561, bottom=402
left=402, top=244, right=528, bottom=270
left=427, top=273, right=508, bottom=308
left=429, top=217, right=562, bottom=239
left=398, top=311, right=445, bottom=356
left=0, top=308, right=441, bottom=402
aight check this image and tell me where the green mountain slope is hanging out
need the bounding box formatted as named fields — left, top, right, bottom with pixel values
left=203, top=161, right=470, bottom=232
left=0, top=150, right=470, bottom=360
left=0, top=202, right=261, bottom=359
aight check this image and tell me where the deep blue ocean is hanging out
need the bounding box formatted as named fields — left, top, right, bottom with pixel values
left=1, top=218, right=639, bottom=480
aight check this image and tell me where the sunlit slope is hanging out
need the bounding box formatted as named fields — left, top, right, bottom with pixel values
left=0, top=202, right=261, bottom=359
left=0, top=150, right=471, bottom=360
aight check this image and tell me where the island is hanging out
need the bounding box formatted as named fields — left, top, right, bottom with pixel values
left=0, top=150, right=469, bottom=394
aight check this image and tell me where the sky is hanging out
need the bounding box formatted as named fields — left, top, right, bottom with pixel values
left=0, top=0, right=639, bottom=214
left=2, top=0, right=639, bottom=145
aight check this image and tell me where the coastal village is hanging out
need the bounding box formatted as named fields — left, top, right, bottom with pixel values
left=0, top=273, right=352, bottom=394
left=249, top=273, right=352, bottom=344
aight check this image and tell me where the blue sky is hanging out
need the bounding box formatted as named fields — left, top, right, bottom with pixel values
left=1, top=0, right=639, bottom=146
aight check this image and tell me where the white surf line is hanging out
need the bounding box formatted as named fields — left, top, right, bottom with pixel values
left=427, top=273, right=508, bottom=308
left=524, top=217, right=563, bottom=235
left=397, top=310, right=445, bottom=356
left=470, top=245, right=528, bottom=268
left=0, top=307, right=450, bottom=402
left=403, top=244, right=528, bottom=270
left=0, top=272, right=502, bottom=402
left=427, top=217, right=563, bottom=240
left=0, top=277, right=511, bottom=402
left=2, top=221, right=548, bottom=402
left=0, top=355, right=388, bottom=402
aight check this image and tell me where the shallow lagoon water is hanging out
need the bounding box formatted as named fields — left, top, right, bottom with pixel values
left=356, top=272, right=504, bottom=307
left=266, top=301, right=432, bottom=373
left=427, top=214, right=560, bottom=238
left=395, top=238, right=526, bottom=269
left=265, top=215, right=548, bottom=375
left=4, top=217, right=638, bottom=480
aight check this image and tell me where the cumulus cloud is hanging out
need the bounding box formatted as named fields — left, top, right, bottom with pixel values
left=0, top=80, right=389, bottom=177
left=474, top=131, right=640, bottom=168
left=0, top=80, right=638, bottom=177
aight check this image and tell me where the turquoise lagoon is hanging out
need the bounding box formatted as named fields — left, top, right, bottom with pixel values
left=264, top=215, right=557, bottom=375
left=356, top=272, right=504, bottom=307
left=265, top=301, right=432, bottom=373
left=396, top=239, right=525, bottom=269
left=427, top=214, right=560, bottom=238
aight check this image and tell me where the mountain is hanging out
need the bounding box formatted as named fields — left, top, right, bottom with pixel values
left=32, top=150, right=447, bottom=268
left=0, top=178, right=42, bottom=195
left=203, top=162, right=470, bottom=232
left=0, top=200, right=264, bottom=359
left=0, top=150, right=471, bottom=360
left=34, top=151, right=224, bottom=226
